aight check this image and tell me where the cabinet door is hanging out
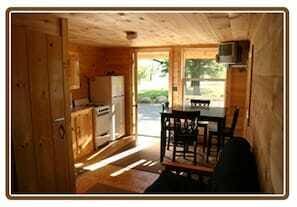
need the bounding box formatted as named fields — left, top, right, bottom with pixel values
left=76, top=110, right=94, bottom=159
left=69, top=52, right=80, bottom=90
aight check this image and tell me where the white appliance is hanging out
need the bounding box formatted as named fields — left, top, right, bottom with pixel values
left=73, top=98, right=112, bottom=148
left=90, top=76, right=125, bottom=140
left=93, top=105, right=112, bottom=147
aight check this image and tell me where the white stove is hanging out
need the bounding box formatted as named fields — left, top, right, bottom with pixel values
left=92, top=104, right=112, bottom=148
left=93, top=105, right=111, bottom=114
left=73, top=98, right=112, bottom=148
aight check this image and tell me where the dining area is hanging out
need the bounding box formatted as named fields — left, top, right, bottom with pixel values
left=160, top=99, right=240, bottom=165
left=145, top=99, right=259, bottom=193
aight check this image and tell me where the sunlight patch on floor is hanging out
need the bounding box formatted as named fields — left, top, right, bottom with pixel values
left=82, top=141, right=155, bottom=171
left=110, top=159, right=147, bottom=177
left=142, top=160, right=153, bottom=166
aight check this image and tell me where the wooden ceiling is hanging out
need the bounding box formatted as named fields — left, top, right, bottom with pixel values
left=54, top=12, right=253, bottom=47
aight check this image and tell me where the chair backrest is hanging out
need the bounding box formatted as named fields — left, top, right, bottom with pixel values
left=161, top=101, right=169, bottom=112
left=171, top=111, right=200, bottom=142
left=190, top=99, right=210, bottom=108
left=230, top=108, right=240, bottom=132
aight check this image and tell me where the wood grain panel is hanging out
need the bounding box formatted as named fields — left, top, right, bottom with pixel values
left=53, top=13, right=253, bottom=47
left=47, top=35, right=65, bottom=120
left=76, top=164, right=159, bottom=193
left=69, top=43, right=105, bottom=100
left=26, top=30, right=56, bottom=192
left=71, top=108, right=94, bottom=161
left=225, top=67, right=248, bottom=136
left=246, top=13, right=284, bottom=194
left=68, top=51, right=80, bottom=90
left=11, top=25, right=38, bottom=192
left=11, top=17, right=75, bottom=193
left=47, top=34, right=73, bottom=192
left=60, top=18, right=76, bottom=192
left=170, top=47, right=183, bottom=106
left=12, top=14, right=61, bottom=36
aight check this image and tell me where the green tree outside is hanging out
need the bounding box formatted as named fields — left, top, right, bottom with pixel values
left=156, top=58, right=226, bottom=95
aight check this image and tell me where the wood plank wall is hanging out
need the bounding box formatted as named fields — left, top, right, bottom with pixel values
left=246, top=13, right=284, bottom=193
left=225, top=67, right=248, bottom=136
left=68, top=43, right=105, bottom=100
left=170, top=47, right=183, bottom=106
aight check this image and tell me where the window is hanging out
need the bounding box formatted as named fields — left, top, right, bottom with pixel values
left=183, top=58, right=227, bottom=107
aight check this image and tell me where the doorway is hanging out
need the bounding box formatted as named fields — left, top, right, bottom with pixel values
left=136, top=51, right=169, bottom=139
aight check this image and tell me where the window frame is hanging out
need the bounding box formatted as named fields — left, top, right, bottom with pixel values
left=181, top=56, right=227, bottom=107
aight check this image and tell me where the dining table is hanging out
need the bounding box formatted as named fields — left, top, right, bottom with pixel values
left=160, top=105, right=227, bottom=162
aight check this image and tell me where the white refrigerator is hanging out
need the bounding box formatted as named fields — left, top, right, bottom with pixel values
left=90, top=76, right=125, bottom=140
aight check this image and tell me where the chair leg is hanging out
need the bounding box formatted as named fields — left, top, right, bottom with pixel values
left=193, top=142, right=198, bottom=165
left=216, top=136, right=223, bottom=161
left=172, top=141, right=176, bottom=162
left=206, top=133, right=212, bottom=163
left=203, top=126, right=207, bottom=153
left=183, top=142, right=186, bottom=159
left=167, top=131, right=171, bottom=150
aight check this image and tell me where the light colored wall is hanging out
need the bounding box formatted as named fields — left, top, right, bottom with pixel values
left=246, top=13, right=284, bottom=193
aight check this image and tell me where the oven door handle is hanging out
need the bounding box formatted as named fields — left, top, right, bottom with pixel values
left=97, top=111, right=111, bottom=116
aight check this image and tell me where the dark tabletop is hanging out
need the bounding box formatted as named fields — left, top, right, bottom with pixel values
left=161, top=106, right=226, bottom=121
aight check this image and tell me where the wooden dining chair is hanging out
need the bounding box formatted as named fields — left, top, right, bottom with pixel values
left=190, top=99, right=210, bottom=152
left=206, top=107, right=240, bottom=163
left=170, top=111, right=200, bottom=164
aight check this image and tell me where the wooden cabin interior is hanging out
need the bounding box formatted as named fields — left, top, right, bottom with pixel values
left=10, top=11, right=286, bottom=196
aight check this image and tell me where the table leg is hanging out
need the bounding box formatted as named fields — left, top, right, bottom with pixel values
left=160, top=114, right=166, bottom=162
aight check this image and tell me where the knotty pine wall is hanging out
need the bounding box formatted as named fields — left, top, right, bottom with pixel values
left=225, top=67, right=248, bottom=136
left=246, top=13, right=284, bottom=193
left=68, top=43, right=105, bottom=99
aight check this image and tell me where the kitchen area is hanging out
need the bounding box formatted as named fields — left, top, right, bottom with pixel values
left=68, top=45, right=133, bottom=173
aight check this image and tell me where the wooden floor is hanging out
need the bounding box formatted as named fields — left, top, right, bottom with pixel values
left=75, top=135, right=216, bottom=193
left=76, top=163, right=159, bottom=193
left=75, top=136, right=161, bottom=193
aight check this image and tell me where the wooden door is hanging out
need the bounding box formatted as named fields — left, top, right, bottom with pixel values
left=71, top=115, right=78, bottom=161
left=11, top=18, right=75, bottom=193
left=11, top=25, right=38, bottom=192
